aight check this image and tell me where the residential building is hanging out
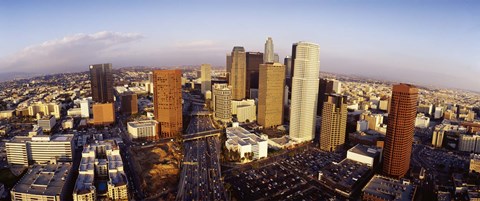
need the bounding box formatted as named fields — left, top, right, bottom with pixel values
left=320, top=94, right=348, bottom=152
left=432, top=125, right=446, bottom=148
left=258, top=62, right=285, bottom=128
left=458, top=134, right=480, bottom=153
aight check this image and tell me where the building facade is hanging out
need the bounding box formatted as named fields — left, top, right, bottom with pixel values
left=89, top=63, right=114, bottom=103
left=382, top=84, right=418, bottom=178
left=245, top=52, right=263, bottom=98
left=258, top=62, right=285, bottom=128
left=200, top=64, right=212, bottom=95
left=320, top=94, right=348, bottom=152
left=127, top=120, right=158, bottom=140
left=213, top=84, right=232, bottom=123
left=264, top=37, right=274, bottom=63
left=229, top=46, right=246, bottom=100
left=153, top=70, right=183, bottom=139
left=289, top=42, right=320, bottom=142
left=120, top=92, right=138, bottom=115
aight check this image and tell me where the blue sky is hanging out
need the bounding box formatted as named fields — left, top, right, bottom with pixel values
left=0, top=0, right=479, bottom=91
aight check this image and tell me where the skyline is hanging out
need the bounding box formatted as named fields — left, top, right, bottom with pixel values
left=0, top=0, right=479, bottom=91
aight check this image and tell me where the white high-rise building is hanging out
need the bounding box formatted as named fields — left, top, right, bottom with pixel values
left=200, top=64, right=212, bottom=95
left=264, top=37, right=274, bottom=63
left=80, top=99, right=90, bottom=118
left=289, top=42, right=320, bottom=142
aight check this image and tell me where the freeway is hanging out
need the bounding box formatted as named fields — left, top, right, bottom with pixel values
left=176, top=111, right=227, bottom=201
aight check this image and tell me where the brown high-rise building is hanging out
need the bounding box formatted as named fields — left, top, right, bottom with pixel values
left=319, top=94, right=347, bottom=152
left=92, top=103, right=115, bottom=125
left=246, top=52, right=263, bottom=98
left=229, top=46, right=246, bottom=100
left=258, top=63, right=285, bottom=128
left=153, top=70, right=183, bottom=139
left=382, top=83, right=418, bottom=178
left=317, top=79, right=335, bottom=116
left=89, top=63, right=114, bottom=103
left=120, top=92, right=138, bottom=115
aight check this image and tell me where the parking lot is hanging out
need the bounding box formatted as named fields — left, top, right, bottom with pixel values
left=225, top=148, right=342, bottom=200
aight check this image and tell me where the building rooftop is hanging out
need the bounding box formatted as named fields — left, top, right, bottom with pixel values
left=319, top=159, right=372, bottom=197
left=12, top=162, right=71, bottom=196
left=127, top=120, right=157, bottom=128
left=362, top=175, right=416, bottom=201
left=348, top=144, right=381, bottom=159
left=226, top=123, right=266, bottom=147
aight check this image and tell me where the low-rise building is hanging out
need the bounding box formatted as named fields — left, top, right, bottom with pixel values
left=0, top=110, right=15, bottom=119
left=362, top=175, right=416, bottom=201
left=415, top=113, right=430, bottom=128
left=127, top=120, right=158, bottom=140
left=225, top=122, right=268, bottom=162
left=10, top=162, right=73, bottom=201
left=38, top=115, right=56, bottom=132
left=347, top=144, right=382, bottom=167
left=470, top=154, right=480, bottom=173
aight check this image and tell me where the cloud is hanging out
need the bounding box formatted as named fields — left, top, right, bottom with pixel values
left=0, top=31, right=143, bottom=73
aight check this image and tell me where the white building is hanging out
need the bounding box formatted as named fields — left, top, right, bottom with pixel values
left=0, top=110, right=15, bottom=119
left=264, top=37, right=274, bottom=63
left=127, top=120, right=158, bottom=140
left=356, top=120, right=369, bottom=132
left=458, top=134, right=480, bottom=153
left=289, top=42, right=320, bottom=142
left=231, top=99, right=256, bottom=123
left=415, top=113, right=430, bottom=128
left=225, top=122, right=268, bottom=162
left=346, top=144, right=382, bottom=167
left=80, top=99, right=90, bottom=118
left=73, top=141, right=128, bottom=201
left=417, top=104, right=433, bottom=115
left=37, top=115, right=56, bottom=132
left=332, top=80, right=342, bottom=94
left=213, top=84, right=232, bottom=123
left=434, top=106, right=444, bottom=119
left=28, top=101, right=61, bottom=119
left=6, top=136, right=31, bottom=166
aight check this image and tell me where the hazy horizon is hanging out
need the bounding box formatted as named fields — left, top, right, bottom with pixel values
left=1, top=0, right=479, bottom=91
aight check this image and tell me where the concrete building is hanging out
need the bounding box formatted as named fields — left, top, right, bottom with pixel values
left=29, top=135, right=74, bottom=164
left=289, top=42, right=320, bottom=142
left=38, top=115, right=56, bottom=132
left=357, top=120, right=369, bottom=132
left=10, top=162, right=73, bottom=201
left=417, top=104, right=433, bottom=116
left=317, top=79, right=335, bottom=116
left=245, top=52, right=263, bottom=99
left=347, top=144, right=382, bottom=167
left=200, top=64, right=212, bottom=95
left=432, top=125, right=446, bottom=148
left=362, top=175, right=416, bottom=201
left=264, top=37, right=274, bottom=63
left=458, top=134, right=480, bottom=153
left=213, top=84, right=232, bottom=123
left=28, top=102, right=61, bottom=119
left=62, top=118, right=74, bottom=129
left=0, top=110, right=15, bottom=119
left=229, top=46, right=247, bottom=100
left=80, top=99, right=90, bottom=118
left=120, top=92, right=138, bottom=115
left=225, top=122, right=268, bottom=162
left=470, top=154, right=480, bottom=173
left=73, top=141, right=128, bottom=201
left=320, top=94, right=348, bottom=152
left=434, top=106, right=444, bottom=119
left=6, top=136, right=31, bottom=166
left=284, top=56, right=292, bottom=79
left=92, top=103, right=115, bottom=125
left=414, top=113, right=430, bottom=128
left=153, top=70, right=183, bottom=139
left=383, top=84, right=418, bottom=178
left=231, top=99, right=256, bottom=123
left=258, top=62, right=285, bottom=128
left=127, top=120, right=158, bottom=140
left=378, top=98, right=389, bottom=112
left=89, top=63, right=114, bottom=103
left=361, top=112, right=384, bottom=131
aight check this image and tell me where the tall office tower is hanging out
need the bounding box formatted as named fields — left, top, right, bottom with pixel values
left=317, top=79, right=334, bottom=116
left=274, top=53, right=280, bottom=63
left=258, top=63, right=286, bottom=128
left=153, top=70, right=183, bottom=139
left=212, top=84, right=232, bottom=123
left=284, top=56, right=292, bottom=79
left=120, top=92, right=138, bottom=115
left=289, top=42, right=320, bottom=142
left=264, top=37, right=274, bottom=63
left=319, top=94, right=347, bottom=152
left=229, top=46, right=247, bottom=100
left=89, top=63, right=114, bottom=103
left=382, top=84, right=418, bottom=178
left=201, top=64, right=212, bottom=95
left=246, top=52, right=263, bottom=98
left=226, top=54, right=232, bottom=83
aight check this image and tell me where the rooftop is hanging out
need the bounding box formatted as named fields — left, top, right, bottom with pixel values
left=12, top=162, right=71, bottom=196
left=348, top=144, right=381, bottom=158
left=127, top=120, right=157, bottom=128
left=362, top=175, right=416, bottom=201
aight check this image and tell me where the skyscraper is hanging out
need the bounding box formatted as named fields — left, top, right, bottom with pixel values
left=226, top=54, right=232, bottom=83
left=289, top=42, right=320, bottom=142
left=319, top=94, right=347, bottom=152
left=246, top=52, right=263, bottom=98
left=153, top=70, right=183, bottom=139
left=382, top=83, right=418, bottom=178
left=200, top=64, right=212, bottom=95
left=120, top=92, right=138, bottom=115
left=89, top=63, right=113, bottom=103
left=284, top=56, right=292, bottom=79
left=229, top=46, right=246, bottom=100
left=317, top=79, right=343, bottom=116
left=258, top=63, right=285, bottom=128
left=264, top=37, right=274, bottom=63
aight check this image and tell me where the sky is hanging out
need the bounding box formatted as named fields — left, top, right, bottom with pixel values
left=0, top=0, right=479, bottom=91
